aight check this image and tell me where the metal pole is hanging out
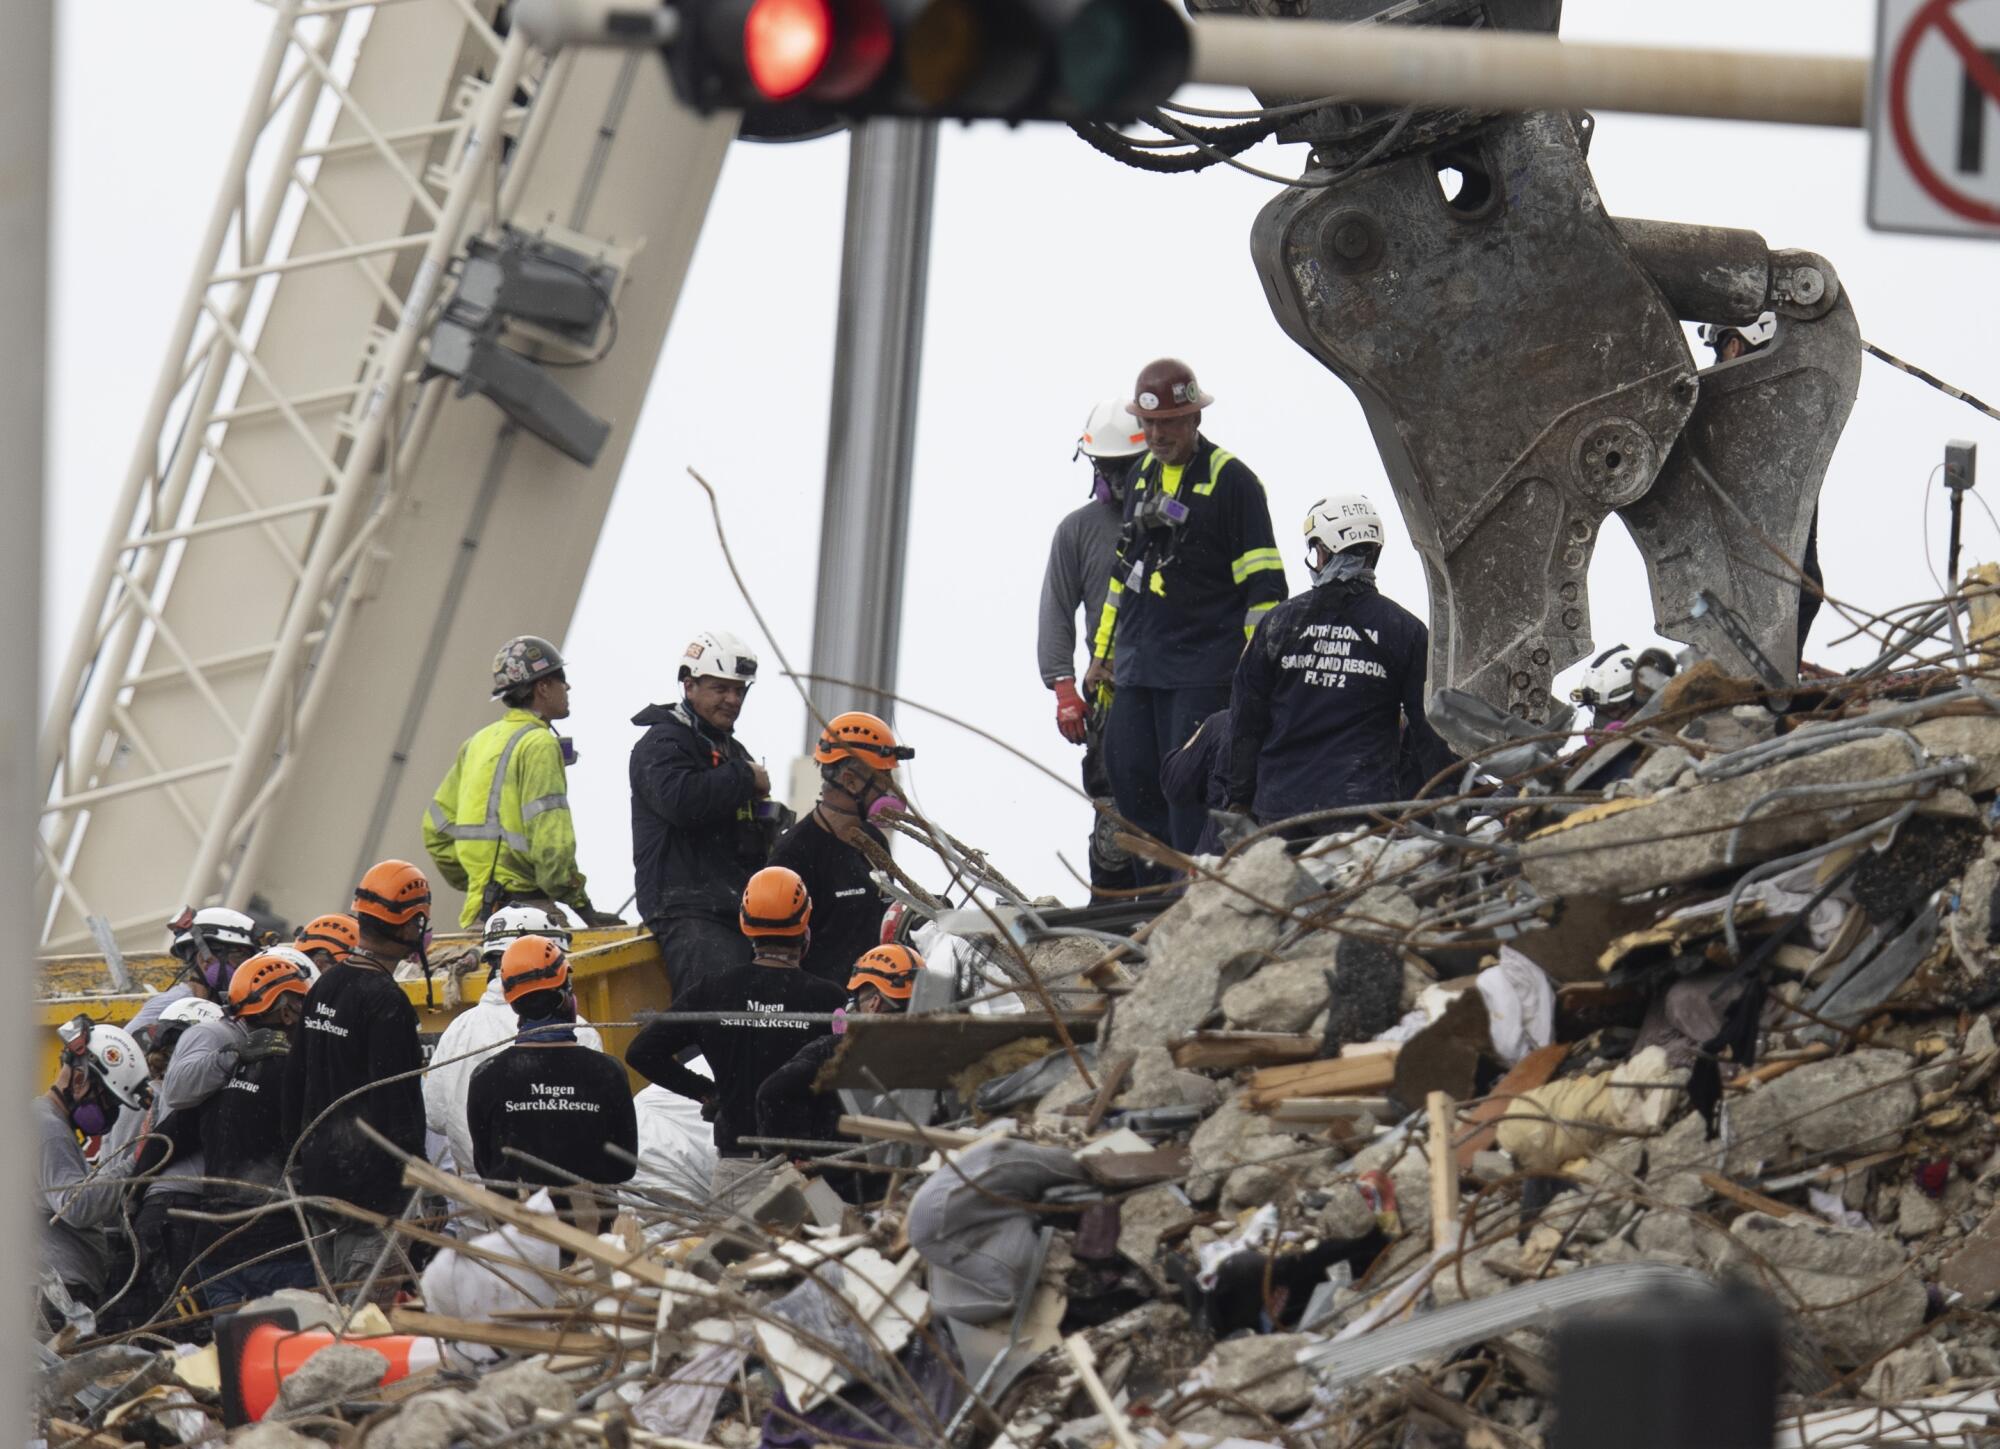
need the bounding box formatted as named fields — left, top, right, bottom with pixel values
left=803, top=119, right=936, bottom=740
left=1187, top=19, right=1869, bottom=128
left=6, top=0, right=50, bottom=1411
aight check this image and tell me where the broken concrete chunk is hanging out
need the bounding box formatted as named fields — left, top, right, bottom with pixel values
left=1632, top=744, right=1694, bottom=792
left=1720, top=1213, right=1927, bottom=1368
left=273, top=1344, right=394, bottom=1418
left=1522, top=732, right=1946, bottom=897
left=1185, top=1095, right=1313, bottom=1204
left=1723, top=1048, right=1918, bottom=1177
left=1862, top=1338, right=1951, bottom=1401
left=1107, top=840, right=1312, bottom=1053
left=1173, top=1332, right=1316, bottom=1440
left=1122, top=1043, right=1224, bottom=1112
left=1219, top=953, right=1335, bottom=1033
left=1939, top=1202, right=2000, bottom=1307
left=468, top=1361, right=574, bottom=1426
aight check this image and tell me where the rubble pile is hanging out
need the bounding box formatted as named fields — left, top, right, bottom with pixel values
left=44, top=669, right=2000, bottom=1447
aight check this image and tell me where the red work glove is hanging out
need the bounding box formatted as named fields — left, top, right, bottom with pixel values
left=1053, top=678, right=1088, bottom=744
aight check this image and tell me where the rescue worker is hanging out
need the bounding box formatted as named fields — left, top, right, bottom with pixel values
left=629, top=631, right=779, bottom=989
left=200, top=953, right=317, bottom=1306
left=295, top=914, right=358, bottom=973
left=1227, top=495, right=1455, bottom=825
left=1160, top=708, right=1232, bottom=857
left=768, top=713, right=910, bottom=986
left=282, top=860, right=430, bottom=1303
left=1039, top=400, right=1144, bottom=896
left=756, top=944, right=921, bottom=1165
left=132, top=906, right=259, bottom=1033
left=627, top=868, right=846, bottom=1201
left=40, top=1019, right=150, bottom=1318
left=126, top=993, right=231, bottom=1321
left=425, top=905, right=602, bottom=1175
left=1082, top=360, right=1286, bottom=862
left=1704, top=314, right=1823, bottom=659
left=466, top=936, right=637, bottom=1231
left=424, top=634, right=618, bottom=930
left=1571, top=644, right=1678, bottom=731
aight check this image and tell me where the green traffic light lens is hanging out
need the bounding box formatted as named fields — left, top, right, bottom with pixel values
left=1057, top=0, right=1185, bottom=116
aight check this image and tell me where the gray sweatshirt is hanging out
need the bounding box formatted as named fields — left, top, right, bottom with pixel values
left=151, top=1015, right=249, bottom=1196
left=1036, top=498, right=1122, bottom=686
left=38, top=1096, right=122, bottom=1296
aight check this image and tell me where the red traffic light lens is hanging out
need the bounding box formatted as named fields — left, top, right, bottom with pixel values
left=744, top=0, right=834, bottom=99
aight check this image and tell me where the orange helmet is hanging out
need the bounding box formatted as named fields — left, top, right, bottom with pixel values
left=354, top=860, right=430, bottom=929
left=813, top=712, right=914, bottom=773
left=847, top=944, right=923, bottom=1002
left=297, top=914, right=358, bottom=962
left=740, top=866, right=811, bottom=938
left=499, top=935, right=571, bottom=1004
left=229, top=952, right=313, bottom=1017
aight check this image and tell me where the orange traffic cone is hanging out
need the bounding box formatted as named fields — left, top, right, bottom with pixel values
left=217, top=1308, right=442, bottom=1425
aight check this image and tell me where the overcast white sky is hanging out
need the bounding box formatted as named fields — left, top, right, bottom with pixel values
left=49, top=0, right=2000, bottom=912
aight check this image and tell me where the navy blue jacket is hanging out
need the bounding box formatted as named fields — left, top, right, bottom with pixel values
left=1227, top=578, right=1456, bottom=824
left=1091, top=438, right=1286, bottom=690
left=629, top=701, right=766, bottom=926
left=1161, top=709, right=1231, bottom=856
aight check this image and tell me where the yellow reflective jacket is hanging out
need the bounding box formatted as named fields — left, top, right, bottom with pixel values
left=423, top=708, right=586, bottom=928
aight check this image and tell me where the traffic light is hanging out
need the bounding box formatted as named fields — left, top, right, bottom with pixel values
left=519, top=0, right=1188, bottom=123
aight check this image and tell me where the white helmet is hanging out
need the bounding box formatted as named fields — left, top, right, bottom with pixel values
left=1572, top=644, right=1638, bottom=709
left=168, top=906, right=257, bottom=961
left=678, top=630, right=759, bottom=686
left=159, top=997, right=225, bottom=1029
left=58, top=1019, right=152, bottom=1110
left=483, top=904, right=568, bottom=964
left=1304, top=495, right=1385, bottom=558
left=1699, top=312, right=1777, bottom=353
left=1076, top=399, right=1146, bottom=461
left=258, top=943, right=321, bottom=984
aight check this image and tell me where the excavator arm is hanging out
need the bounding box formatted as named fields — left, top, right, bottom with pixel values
left=1232, top=0, right=1862, bottom=752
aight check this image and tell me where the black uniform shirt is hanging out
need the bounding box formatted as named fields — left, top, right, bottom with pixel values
left=203, top=1047, right=301, bottom=1264
left=281, top=960, right=425, bottom=1216
left=626, top=966, right=846, bottom=1156
left=1227, top=578, right=1457, bottom=823
left=768, top=813, right=890, bottom=987
left=466, top=1039, right=639, bottom=1189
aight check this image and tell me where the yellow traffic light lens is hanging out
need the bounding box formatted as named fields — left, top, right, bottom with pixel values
left=903, top=0, right=982, bottom=106
left=745, top=0, right=835, bottom=99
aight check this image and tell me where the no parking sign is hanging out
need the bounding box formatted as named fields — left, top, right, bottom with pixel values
left=1870, top=0, right=2000, bottom=237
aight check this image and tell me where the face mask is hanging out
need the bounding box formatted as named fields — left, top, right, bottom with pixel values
left=867, top=794, right=907, bottom=822
left=1310, top=549, right=1376, bottom=589
left=71, top=1097, right=116, bottom=1136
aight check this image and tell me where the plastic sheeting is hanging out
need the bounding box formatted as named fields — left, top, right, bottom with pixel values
left=416, top=1189, right=562, bottom=1367
left=632, top=1335, right=748, bottom=1442
left=633, top=1068, right=717, bottom=1203
left=1476, top=946, right=1556, bottom=1066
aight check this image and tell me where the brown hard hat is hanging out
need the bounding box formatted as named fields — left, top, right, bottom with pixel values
left=1127, top=358, right=1214, bottom=419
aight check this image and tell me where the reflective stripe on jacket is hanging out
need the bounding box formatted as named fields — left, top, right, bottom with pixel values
left=423, top=708, right=585, bottom=927
left=1090, top=438, right=1286, bottom=689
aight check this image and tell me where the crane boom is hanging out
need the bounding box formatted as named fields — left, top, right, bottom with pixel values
left=39, top=0, right=731, bottom=949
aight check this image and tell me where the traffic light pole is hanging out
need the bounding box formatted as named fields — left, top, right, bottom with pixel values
left=804, top=119, right=938, bottom=739
left=1185, top=17, right=1869, bottom=128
